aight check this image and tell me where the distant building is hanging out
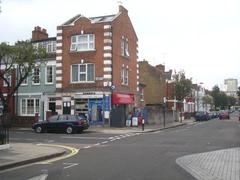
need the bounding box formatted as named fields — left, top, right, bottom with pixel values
left=224, top=78, right=238, bottom=98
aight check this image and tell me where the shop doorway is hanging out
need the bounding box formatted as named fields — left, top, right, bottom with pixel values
left=89, top=100, right=103, bottom=125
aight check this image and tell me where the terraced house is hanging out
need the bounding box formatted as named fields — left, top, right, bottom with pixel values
left=16, top=27, right=57, bottom=122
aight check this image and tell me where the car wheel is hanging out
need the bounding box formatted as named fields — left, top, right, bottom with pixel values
left=66, top=126, right=73, bottom=134
left=35, top=126, right=43, bottom=133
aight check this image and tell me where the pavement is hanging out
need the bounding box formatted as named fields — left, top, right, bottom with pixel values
left=1, top=118, right=239, bottom=180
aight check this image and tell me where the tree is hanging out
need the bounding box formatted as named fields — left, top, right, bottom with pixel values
left=237, top=87, right=240, bottom=100
left=202, top=95, right=213, bottom=110
left=0, top=41, right=46, bottom=118
left=211, top=85, right=234, bottom=110
left=172, top=70, right=192, bottom=101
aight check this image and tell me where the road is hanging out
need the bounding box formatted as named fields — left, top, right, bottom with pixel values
left=1, top=114, right=240, bottom=180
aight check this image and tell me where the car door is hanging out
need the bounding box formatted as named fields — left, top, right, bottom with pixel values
left=58, top=115, right=68, bottom=132
left=46, top=115, right=59, bottom=132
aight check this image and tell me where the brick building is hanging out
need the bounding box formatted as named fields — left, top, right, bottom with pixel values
left=54, top=5, right=139, bottom=126
left=138, top=60, right=166, bottom=105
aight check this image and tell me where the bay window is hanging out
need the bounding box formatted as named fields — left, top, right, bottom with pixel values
left=21, top=98, right=39, bottom=116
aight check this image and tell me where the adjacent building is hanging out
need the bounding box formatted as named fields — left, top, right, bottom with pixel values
left=15, top=26, right=57, bottom=122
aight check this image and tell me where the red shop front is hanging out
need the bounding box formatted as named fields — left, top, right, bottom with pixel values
left=110, top=93, right=134, bottom=127
left=112, top=93, right=134, bottom=104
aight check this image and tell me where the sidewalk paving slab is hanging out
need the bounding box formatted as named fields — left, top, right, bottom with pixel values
left=0, top=143, right=66, bottom=171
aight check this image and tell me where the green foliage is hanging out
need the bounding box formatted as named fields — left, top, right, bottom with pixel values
left=211, top=85, right=236, bottom=109
left=0, top=41, right=46, bottom=114
left=172, top=70, right=192, bottom=101
left=202, top=95, right=213, bottom=107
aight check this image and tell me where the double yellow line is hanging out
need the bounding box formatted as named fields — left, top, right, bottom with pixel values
left=37, top=143, right=79, bottom=164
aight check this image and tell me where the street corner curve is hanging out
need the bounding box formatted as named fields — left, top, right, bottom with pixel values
left=36, top=143, right=79, bottom=164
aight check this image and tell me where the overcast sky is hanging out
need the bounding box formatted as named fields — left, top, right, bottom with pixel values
left=1, top=0, right=240, bottom=90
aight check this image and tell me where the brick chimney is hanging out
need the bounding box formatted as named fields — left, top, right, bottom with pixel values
left=32, top=26, right=48, bottom=41
left=119, top=5, right=128, bottom=14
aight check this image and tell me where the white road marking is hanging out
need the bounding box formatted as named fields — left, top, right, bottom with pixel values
left=63, top=163, right=79, bottom=169
left=101, top=141, right=109, bottom=144
left=27, top=174, right=48, bottom=180
left=61, top=136, right=110, bottom=140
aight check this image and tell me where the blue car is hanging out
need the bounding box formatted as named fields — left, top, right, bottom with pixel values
left=195, top=111, right=210, bottom=121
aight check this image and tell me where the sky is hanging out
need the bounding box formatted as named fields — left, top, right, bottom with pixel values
left=1, top=0, right=240, bottom=90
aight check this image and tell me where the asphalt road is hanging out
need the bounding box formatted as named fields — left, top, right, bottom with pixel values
left=1, top=114, right=240, bottom=180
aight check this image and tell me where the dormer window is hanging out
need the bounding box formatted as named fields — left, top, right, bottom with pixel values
left=70, top=34, right=95, bottom=52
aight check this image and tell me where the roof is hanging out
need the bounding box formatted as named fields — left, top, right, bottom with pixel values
left=31, top=37, right=56, bottom=43
left=62, top=14, right=117, bottom=26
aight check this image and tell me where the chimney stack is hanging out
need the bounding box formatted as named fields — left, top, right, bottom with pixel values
left=119, top=5, right=128, bottom=14
left=32, top=26, right=48, bottom=41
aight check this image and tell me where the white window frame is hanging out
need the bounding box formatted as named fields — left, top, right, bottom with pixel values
left=45, top=66, right=54, bottom=84
left=20, top=68, right=28, bottom=86
left=121, top=37, right=125, bottom=56
left=120, top=36, right=130, bottom=57
left=70, top=34, right=95, bottom=52
left=3, top=74, right=11, bottom=87
left=71, top=63, right=95, bottom=83
left=121, top=67, right=129, bottom=85
left=32, top=67, right=40, bottom=85
left=21, top=98, right=40, bottom=116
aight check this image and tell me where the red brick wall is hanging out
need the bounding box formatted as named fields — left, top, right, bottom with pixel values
left=60, top=17, right=105, bottom=90
left=111, top=10, right=138, bottom=95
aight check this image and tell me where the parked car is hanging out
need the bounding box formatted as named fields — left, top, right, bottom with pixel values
left=195, top=111, right=210, bottom=121
left=219, top=111, right=230, bottom=120
left=32, top=115, right=89, bottom=134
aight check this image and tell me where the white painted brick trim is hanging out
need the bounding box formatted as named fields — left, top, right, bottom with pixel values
left=56, top=49, right=62, bottom=54
left=56, top=43, right=62, bottom=47
left=56, top=63, right=62, bottom=67
left=56, top=76, right=62, bottom=81
left=56, top=70, right=62, bottom=74
left=57, top=29, right=63, bottom=34
left=104, top=39, right=112, bottom=44
left=104, top=25, right=111, bottom=29
left=104, top=46, right=112, bottom=50
left=56, top=56, right=62, bottom=60
left=104, top=32, right=112, bottom=37
left=104, top=60, right=112, bottom=65
left=104, top=67, right=112, bottom=72
left=56, top=83, right=62, bottom=88
left=103, top=74, right=112, bottom=79
left=104, top=53, right=112, bottom=58
left=57, top=36, right=62, bottom=40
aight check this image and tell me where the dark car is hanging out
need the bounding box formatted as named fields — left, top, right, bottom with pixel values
left=32, top=115, right=89, bottom=134
left=219, top=111, right=230, bottom=120
left=195, top=111, right=210, bottom=121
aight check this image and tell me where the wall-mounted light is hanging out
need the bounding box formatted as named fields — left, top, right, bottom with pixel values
left=81, top=59, right=84, bottom=64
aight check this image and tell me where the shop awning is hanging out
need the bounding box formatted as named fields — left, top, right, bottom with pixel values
left=112, top=93, right=134, bottom=104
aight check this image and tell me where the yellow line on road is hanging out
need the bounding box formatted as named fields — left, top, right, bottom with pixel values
left=36, top=143, right=79, bottom=164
